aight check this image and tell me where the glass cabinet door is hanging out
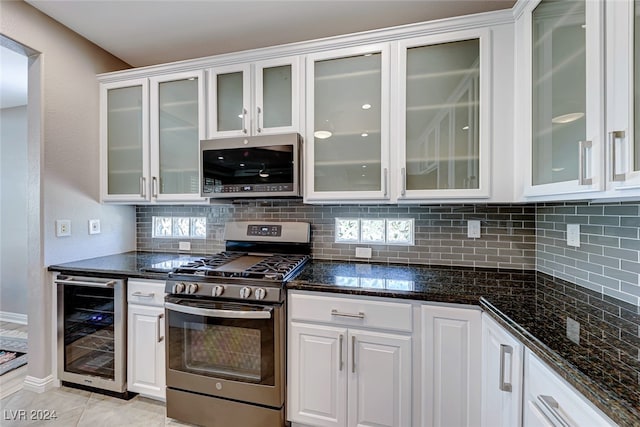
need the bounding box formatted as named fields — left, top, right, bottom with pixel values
left=605, top=0, right=640, bottom=191
left=209, top=64, right=251, bottom=137
left=398, top=32, right=489, bottom=199
left=101, top=79, right=149, bottom=202
left=254, top=57, right=299, bottom=135
left=525, top=0, right=604, bottom=196
left=306, top=44, right=390, bottom=200
left=150, top=71, right=205, bottom=201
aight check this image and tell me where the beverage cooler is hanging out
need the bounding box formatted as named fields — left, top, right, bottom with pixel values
left=55, top=275, right=127, bottom=394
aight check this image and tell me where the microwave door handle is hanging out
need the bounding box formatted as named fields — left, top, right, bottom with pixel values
left=165, top=302, right=272, bottom=319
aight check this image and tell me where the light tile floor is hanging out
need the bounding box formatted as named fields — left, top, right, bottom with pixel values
left=0, top=386, right=195, bottom=426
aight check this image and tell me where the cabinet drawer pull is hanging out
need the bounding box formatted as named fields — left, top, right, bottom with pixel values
left=610, top=130, right=626, bottom=182
left=331, top=309, right=365, bottom=319
left=537, top=395, right=572, bottom=427
left=578, top=140, right=593, bottom=186
left=499, top=344, right=513, bottom=392
left=132, top=291, right=155, bottom=298
left=339, top=334, right=344, bottom=371
left=157, top=313, right=164, bottom=343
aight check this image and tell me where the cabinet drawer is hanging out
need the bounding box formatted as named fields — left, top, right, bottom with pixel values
left=128, top=279, right=165, bottom=307
left=289, top=292, right=412, bottom=333
left=524, top=350, right=615, bottom=427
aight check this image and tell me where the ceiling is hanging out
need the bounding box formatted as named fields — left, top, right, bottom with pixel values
left=24, top=0, right=516, bottom=68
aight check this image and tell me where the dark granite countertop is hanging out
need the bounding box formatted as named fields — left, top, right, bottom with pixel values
left=47, top=251, right=206, bottom=279
left=290, top=260, right=640, bottom=427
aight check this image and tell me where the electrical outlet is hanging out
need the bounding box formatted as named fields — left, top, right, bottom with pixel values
left=567, top=224, right=580, bottom=247
left=89, top=219, right=101, bottom=235
left=179, top=241, right=191, bottom=251
left=355, top=247, right=372, bottom=259
left=566, top=317, right=580, bottom=345
left=467, top=220, right=481, bottom=238
left=56, top=220, right=71, bottom=237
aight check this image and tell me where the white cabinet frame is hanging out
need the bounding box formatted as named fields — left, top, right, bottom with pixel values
left=396, top=29, right=492, bottom=200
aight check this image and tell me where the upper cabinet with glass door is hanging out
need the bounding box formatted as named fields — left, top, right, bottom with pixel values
left=397, top=30, right=490, bottom=200
left=100, top=78, right=150, bottom=202
left=208, top=57, right=300, bottom=138
left=604, top=0, right=640, bottom=196
left=304, top=44, right=390, bottom=202
left=149, top=70, right=206, bottom=202
left=518, top=0, right=605, bottom=199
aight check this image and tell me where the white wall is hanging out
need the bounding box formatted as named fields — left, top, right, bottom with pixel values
left=0, top=0, right=135, bottom=386
left=0, top=106, right=28, bottom=316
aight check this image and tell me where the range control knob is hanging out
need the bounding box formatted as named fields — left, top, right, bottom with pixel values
left=172, top=282, right=186, bottom=294
left=186, top=283, right=199, bottom=294
left=239, top=287, right=252, bottom=299
left=212, top=285, right=224, bottom=297
left=254, top=288, right=266, bottom=300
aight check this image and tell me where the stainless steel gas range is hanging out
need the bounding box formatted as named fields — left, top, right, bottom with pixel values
left=164, top=221, right=310, bottom=427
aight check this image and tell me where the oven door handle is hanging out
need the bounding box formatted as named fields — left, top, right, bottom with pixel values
left=165, top=302, right=272, bottom=319
left=54, top=278, right=116, bottom=288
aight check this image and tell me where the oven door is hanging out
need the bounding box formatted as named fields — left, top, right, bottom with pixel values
left=165, top=297, right=285, bottom=408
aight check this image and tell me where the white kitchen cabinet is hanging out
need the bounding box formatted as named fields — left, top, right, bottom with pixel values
left=421, top=304, right=482, bottom=427
left=304, top=44, right=391, bottom=202
left=523, top=349, right=615, bottom=427
left=604, top=0, right=640, bottom=196
left=481, top=313, right=524, bottom=427
left=100, top=78, right=149, bottom=202
left=100, top=71, right=206, bottom=203
left=516, top=0, right=606, bottom=200
left=127, top=279, right=166, bottom=400
left=397, top=29, right=491, bottom=200
left=288, top=291, right=412, bottom=427
left=208, top=56, right=300, bottom=138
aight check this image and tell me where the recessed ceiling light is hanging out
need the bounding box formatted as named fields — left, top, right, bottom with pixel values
left=551, top=167, right=565, bottom=172
left=239, top=163, right=245, bottom=167
left=462, top=125, right=469, bottom=130
left=218, top=156, right=224, bottom=160
left=361, top=133, right=368, bottom=137
left=362, top=165, right=367, bottom=168
left=361, top=104, right=371, bottom=110
left=314, top=130, right=333, bottom=139
left=552, top=112, right=584, bottom=124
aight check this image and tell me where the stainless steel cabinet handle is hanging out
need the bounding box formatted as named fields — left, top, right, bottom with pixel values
left=610, top=130, right=626, bottom=182
left=401, top=167, right=407, bottom=196
left=352, top=336, right=356, bottom=373
left=339, top=334, right=344, bottom=371
left=152, top=176, right=158, bottom=197
left=537, top=395, right=572, bottom=427
left=157, top=313, right=164, bottom=343
left=165, top=302, right=272, bottom=319
left=578, top=140, right=593, bottom=185
left=139, top=176, right=146, bottom=198
left=499, top=344, right=513, bottom=392
left=331, top=309, right=365, bottom=319
left=242, top=108, right=248, bottom=134
left=383, top=168, right=388, bottom=197
left=132, top=291, right=155, bottom=298
left=54, top=278, right=115, bottom=288
left=256, top=106, right=262, bottom=133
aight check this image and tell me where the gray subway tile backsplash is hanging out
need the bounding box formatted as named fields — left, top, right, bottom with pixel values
left=136, top=200, right=640, bottom=306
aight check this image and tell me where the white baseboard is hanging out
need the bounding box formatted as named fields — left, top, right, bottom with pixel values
left=0, top=311, right=28, bottom=325
left=23, top=374, right=55, bottom=393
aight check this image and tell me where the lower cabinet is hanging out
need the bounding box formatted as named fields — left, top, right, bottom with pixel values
left=288, top=291, right=412, bottom=427
left=523, top=350, right=615, bottom=427
left=127, top=279, right=166, bottom=400
left=421, top=305, right=482, bottom=427
left=481, top=313, right=524, bottom=427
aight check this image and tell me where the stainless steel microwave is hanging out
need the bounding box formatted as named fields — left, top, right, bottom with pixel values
left=201, top=133, right=302, bottom=198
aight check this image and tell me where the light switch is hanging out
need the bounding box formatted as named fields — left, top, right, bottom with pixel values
left=467, top=220, right=481, bottom=238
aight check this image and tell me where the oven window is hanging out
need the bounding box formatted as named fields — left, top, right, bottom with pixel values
left=167, top=301, right=276, bottom=386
